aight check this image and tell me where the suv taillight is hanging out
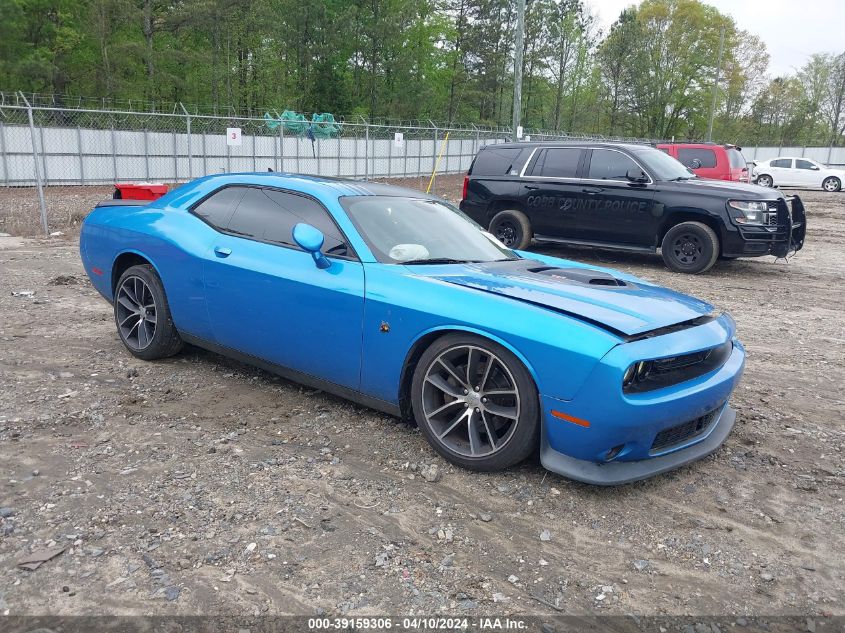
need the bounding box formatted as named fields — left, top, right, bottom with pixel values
left=462, top=175, right=469, bottom=200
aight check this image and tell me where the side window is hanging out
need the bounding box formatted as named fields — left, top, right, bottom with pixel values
left=528, top=148, right=582, bottom=178
left=771, top=158, right=791, bottom=168
left=587, top=149, right=643, bottom=180
left=677, top=148, right=717, bottom=169
left=795, top=159, right=815, bottom=170
left=192, top=186, right=246, bottom=230
left=471, top=148, right=525, bottom=176
left=226, top=188, right=349, bottom=256
left=263, top=189, right=349, bottom=255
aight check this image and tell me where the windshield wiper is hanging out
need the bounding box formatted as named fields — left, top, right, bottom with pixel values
left=402, top=258, right=482, bottom=265
left=668, top=176, right=695, bottom=181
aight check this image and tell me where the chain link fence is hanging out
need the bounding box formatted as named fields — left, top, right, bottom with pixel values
left=9, top=90, right=842, bottom=237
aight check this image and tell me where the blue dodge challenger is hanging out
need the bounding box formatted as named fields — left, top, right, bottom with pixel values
left=79, top=173, right=745, bottom=485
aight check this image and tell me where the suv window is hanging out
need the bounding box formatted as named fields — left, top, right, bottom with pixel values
left=527, top=147, right=582, bottom=178
left=587, top=149, right=642, bottom=180
left=677, top=148, right=717, bottom=169
left=192, top=186, right=246, bottom=229
left=771, top=158, right=792, bottom=168
left=795, top=159, right=816, bottom=170
left=227, top=188, right=350, bottom=256
left=726, top=148, right=746, bottom=168
left=471, top=147, right=528, bottom=176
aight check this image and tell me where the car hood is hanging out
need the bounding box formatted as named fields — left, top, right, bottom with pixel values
left=416, top=258, right=714, bottom=337
left=665, top=178, right=782, bottom=198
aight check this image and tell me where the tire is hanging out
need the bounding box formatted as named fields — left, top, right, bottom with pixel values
left=756, top=174, right=773, bottom=187
left=660, top=221, right=720, bottom=274
left=489, top=209, right=532, bottom=250
left=822, top=176, right=841, bottom=192
left=411, top=333, right=540, bottom=472
left=113, top=264, right=183, bottom=360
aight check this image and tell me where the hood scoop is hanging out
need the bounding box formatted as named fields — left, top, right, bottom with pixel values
left=528, top=266, right=629, bottom=287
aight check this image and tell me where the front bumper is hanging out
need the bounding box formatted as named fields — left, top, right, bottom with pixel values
left=539, top=314, right=745, bottom=485
left=722, top=195, right=806, bottom=258
left=540, top=404, right=736, bottom=485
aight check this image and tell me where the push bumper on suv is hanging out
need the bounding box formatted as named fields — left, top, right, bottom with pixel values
left=539, top=314, right=745, bottom=485
left=723, top=195, right=806, bottom=258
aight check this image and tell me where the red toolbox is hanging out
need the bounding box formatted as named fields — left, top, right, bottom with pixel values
left=113, top=183, right=169, bottom=200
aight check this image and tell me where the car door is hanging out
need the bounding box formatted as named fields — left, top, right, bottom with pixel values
left=794, top=159, right=822, bottom=187
left=769, top=158, right=794, bottom=185
left=519, top=146, right=587, bottom=240
left=576, top=148, right=657, bottom=247
left=201, top=186, right=365, bottom=390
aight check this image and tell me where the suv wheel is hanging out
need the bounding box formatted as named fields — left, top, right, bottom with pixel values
left=822, top=176, right=841, bottom=192
left=756, top=174, right=773, bottom=187
left=661, top=222, right=720, bottom=274
left=489, top=210, right=532, bottom=250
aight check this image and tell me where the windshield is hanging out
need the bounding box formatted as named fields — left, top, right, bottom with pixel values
left=635, top=147, right=696, bottom=181
left=340, top=196, right=516, bottom=264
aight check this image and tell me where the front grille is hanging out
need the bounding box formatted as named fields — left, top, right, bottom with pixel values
left=650, top=408, right=719, bottom=454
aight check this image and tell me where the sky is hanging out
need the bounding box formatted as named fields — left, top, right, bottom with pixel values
left=588, top=0, right=845, bottom=77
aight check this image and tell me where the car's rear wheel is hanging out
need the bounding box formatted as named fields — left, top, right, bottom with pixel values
left=489, top=210, right=532, bottom=250
left=114, top=264, right=183, bottom=360
left=660, top=221, right=720, bottom=274
left=756, top=174, right=773, bottom=187
left=822, top=176, right=841, bottom=192
left=411, top=333, right=539, bottom=471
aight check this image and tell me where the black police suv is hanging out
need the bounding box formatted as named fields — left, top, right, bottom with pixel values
left=459, top=142, right=806, bottom=273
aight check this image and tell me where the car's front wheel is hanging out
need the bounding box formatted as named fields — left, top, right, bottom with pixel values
left=411, top=333, right=539, bottom=471
left=660, top=221, right=720, bottom=274
left=822, top=176, right=841, bottom=192
left=489, top=210, right=532, bottom=250
left=114, top=264, right=183, bottom=360
left=756, top=174, right=773, bottom=187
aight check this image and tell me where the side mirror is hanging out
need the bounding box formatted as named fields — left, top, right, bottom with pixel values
left=626, top=169, right=649, bottom=184
left=292, top=223, right=330, bottom=269
left=811, top=165, right=820, bottom=170
left=690, top=158, right=702, bottom=169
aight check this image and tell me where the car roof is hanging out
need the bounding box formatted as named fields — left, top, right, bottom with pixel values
left=657, top=142, right=739, bottom=150
left=484, top=141, right=653, bottom=152
left=189, top=172, right=439, bottom=199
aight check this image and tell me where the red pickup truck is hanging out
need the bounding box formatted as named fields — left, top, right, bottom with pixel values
left=656, top=143, right=750, bottom=183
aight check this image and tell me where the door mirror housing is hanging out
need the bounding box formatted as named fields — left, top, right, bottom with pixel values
left=689, top=158, right=702, bottom=169
left=626, top=169, right=649, bottom=184
left=292, top=223, right=331, bottom=269
left=811, top=165, right=820, bottom=170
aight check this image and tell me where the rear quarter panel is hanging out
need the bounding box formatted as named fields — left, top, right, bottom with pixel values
left=80, top=203, right=219, bottom=340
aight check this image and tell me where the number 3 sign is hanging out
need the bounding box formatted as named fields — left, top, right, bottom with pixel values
left=226, top=128, right=242, bottom=146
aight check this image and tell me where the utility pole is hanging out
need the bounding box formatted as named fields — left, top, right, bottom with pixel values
left=706, top=26, right=726, bottom=142
left=512, top=0, right=526, bottom=141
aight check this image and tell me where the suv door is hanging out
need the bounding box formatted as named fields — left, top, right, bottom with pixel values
left=577, top=148, right=657, bottom=248
left=519, top=146, right=586, bottom=240
left=201, top=186, right=365, bottom=390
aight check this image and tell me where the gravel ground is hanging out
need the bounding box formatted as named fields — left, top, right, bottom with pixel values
left=0, top=183, right=843, bottom=623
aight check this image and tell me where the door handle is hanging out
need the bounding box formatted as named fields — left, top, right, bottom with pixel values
left=582, top=187, right=602, bottom=195
left=214, top=246, right=232, bottom=258
left=525, top=185, right=539, bottom=191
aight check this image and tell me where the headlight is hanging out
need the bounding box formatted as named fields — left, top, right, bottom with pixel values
left=728, top=200, right=768, bottom=224
left=622, top=360, right=653, bottom=389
